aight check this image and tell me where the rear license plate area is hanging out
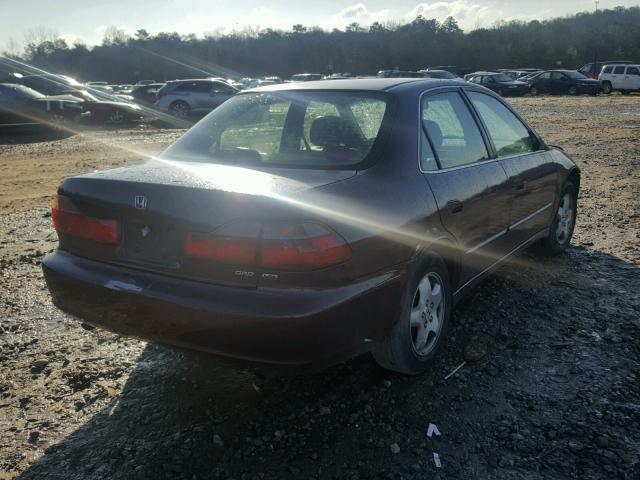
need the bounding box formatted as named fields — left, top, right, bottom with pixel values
left=122, top=219, right=181, bottom=267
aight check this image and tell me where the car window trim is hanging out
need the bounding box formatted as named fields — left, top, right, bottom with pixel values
left=418, top=86, right=494, bottom=174
left=460, top=89, right=541, bottom=160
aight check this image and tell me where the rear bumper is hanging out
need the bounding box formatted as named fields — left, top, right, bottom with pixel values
left=42, top=251, right=406, bottom=369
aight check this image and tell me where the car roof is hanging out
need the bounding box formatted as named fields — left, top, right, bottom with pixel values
left=245, top=77, right=464, bottom=93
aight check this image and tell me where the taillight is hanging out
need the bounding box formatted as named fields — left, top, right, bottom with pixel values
left=51, top=194, right=119, bottom=245
left=184, top=222, right=350, bottom=271
left=184, top=221, right=260, bottom=266
left=259, top=223, right=351, bottom=271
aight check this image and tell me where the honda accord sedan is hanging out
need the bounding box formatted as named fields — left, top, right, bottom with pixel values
left=42, top=78, right=579, bottom=374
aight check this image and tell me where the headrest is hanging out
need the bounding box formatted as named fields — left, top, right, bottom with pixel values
left=423, top=120, right=443, bottom=148
left=310, top=116, right=346, bottom=147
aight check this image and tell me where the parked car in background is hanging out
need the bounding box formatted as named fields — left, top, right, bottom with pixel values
left=290, top=73, right=323, bottom=82
left=578, top=60, right=632, bottom=79
left=599, top=64, right=640, bottom=94
left=155, top=78, right=238, bottom=118
left=135, top=80, right=156, bottom=86
left=0, top=83, right=84, bottom=127
left=467, top=72, right=530, bottom=96
left=264, top=76, right=283, bottom=83
left=13, top=74, right=143, bottom=124
left=130, top=83, right=165, bottom=105
left=527, top=70, right=601, bottom=96
left=43, top=78, right=579, bottom=374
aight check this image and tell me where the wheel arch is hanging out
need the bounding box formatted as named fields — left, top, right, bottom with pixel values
left=414, top=235, right=461, bottom=294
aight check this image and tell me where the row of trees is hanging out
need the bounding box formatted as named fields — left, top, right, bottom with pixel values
left=3, top=6, right=640, bottom=83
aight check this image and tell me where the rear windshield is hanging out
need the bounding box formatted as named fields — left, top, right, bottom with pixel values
left=161, top=91, right=392, bottom=169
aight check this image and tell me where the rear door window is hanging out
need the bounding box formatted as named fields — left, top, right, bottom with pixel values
left=614, top=66, right=626, bottom=74
left=626, top=67, right=640, bottom=76
left=467, top=92, right=535, bottom=157
left=421, top=91, right=489, bottom=169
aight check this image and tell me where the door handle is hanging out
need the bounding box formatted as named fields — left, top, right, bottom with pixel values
left=447, top=200, right=463, bottom=214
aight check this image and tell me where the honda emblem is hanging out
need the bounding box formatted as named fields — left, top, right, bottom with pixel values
left=134, top=195, right=148, bottom=210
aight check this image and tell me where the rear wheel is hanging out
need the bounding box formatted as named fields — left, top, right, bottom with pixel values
left=601, top=82, right=613, bottom=94
left=541, top=182, right=577, bottom=255
left=529, top=86, right=538, bottom=96
left=373, top=253, right=451, bottom=375
left=568, top=85, right=578, bottom=95
left=169, top=101, right=191, bottom=119
left=621, top=90, right=631, bottom=96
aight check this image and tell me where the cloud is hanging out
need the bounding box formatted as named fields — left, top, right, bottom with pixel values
left=406, top=1, right=492, bottom=29
left=60, top=33, right=78, bottom=45
left=332, top=3, right=390, bottom=28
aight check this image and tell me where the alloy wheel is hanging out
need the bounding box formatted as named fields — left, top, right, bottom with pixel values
left=409, top=272, right=445, bottom=356
left=170, top=103, right=189, bottom=119
left=555, top=192, right=574, bottom=244
left=109, top=109, right=125, bottom=124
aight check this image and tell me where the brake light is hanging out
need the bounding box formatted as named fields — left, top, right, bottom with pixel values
left=184, top=221, right=260, bottom=266
left=259, top=223, right=351, bottom=271
left=184, top=222, right=350, bottom=271
left=51, top=195, right=119, bottom=245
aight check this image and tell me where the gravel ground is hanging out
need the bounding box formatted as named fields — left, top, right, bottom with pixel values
left=0, top=96, right=639, bottom=480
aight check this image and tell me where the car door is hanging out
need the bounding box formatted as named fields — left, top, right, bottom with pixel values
left=623, top=66, right=640, bottom=90
left=420, top=89, right=513, bottom=287
left=610, top=66, right=627, bottom=90
left=206, top=81, right=235, bottom=111
left=465, top=90, right=557, bottom=246
left=535, top=72, right=552, bottom=93
left=550, top=71, right=569, bottom=94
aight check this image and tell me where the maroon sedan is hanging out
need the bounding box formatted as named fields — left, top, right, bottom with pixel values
left=42, top=78, right=579, bottom=374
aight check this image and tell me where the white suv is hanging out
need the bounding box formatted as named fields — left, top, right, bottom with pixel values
left=599, top=64, right=640, bottom=95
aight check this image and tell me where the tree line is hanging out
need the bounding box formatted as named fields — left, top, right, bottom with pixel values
left=2, top=6, right=640, bottom=83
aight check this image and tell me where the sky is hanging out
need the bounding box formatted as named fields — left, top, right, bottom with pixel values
left=1, top=0, right=638, bottom=50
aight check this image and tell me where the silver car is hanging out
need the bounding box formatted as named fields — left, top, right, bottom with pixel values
left=155, top=78, right=238, bottom=118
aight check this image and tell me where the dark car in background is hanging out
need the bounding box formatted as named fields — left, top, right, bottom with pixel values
left=130, top=83, right=165, bottom=105
left=14, top=74, right=143, bottom=124
left=467, top=72, right=530, bottom=96
left=154, top=78, right=238, bottom=119
left=43, top=78, right=579, bottom=374
left=0, top=83, right=84, bottom=127
left=527, top=70, right=601, bottom=96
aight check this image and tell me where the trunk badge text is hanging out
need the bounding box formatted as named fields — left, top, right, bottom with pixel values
left=134, top=195, right=148, bottom=210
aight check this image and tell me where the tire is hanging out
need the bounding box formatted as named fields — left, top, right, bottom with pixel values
left=601, top=82, right=612, bottom=94
left=108, top=108, right=126, bottom=124
left=373, top=252, right=452, bottom=375
left=568, top=86, right=578, bottom=95
left=621, top=90, right=630, bottom=96
left=541, top=182, right=577, bottom=255
left=529, top=86, right=538, bottom=97
left=169, top=101, right=191, bottom=119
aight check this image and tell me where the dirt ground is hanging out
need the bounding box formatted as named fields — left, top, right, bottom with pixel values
left=0, top=95, right=639, bottom=480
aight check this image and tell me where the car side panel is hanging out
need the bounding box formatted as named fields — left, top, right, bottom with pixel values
left=499, top=152, right=559, bottom=244
left=424, top=162, right=513, bottom=286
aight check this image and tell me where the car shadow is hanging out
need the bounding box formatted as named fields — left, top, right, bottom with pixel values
left=16, top=245, right=640, bottom=479
left=0, top=127, right=74, bottom=145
